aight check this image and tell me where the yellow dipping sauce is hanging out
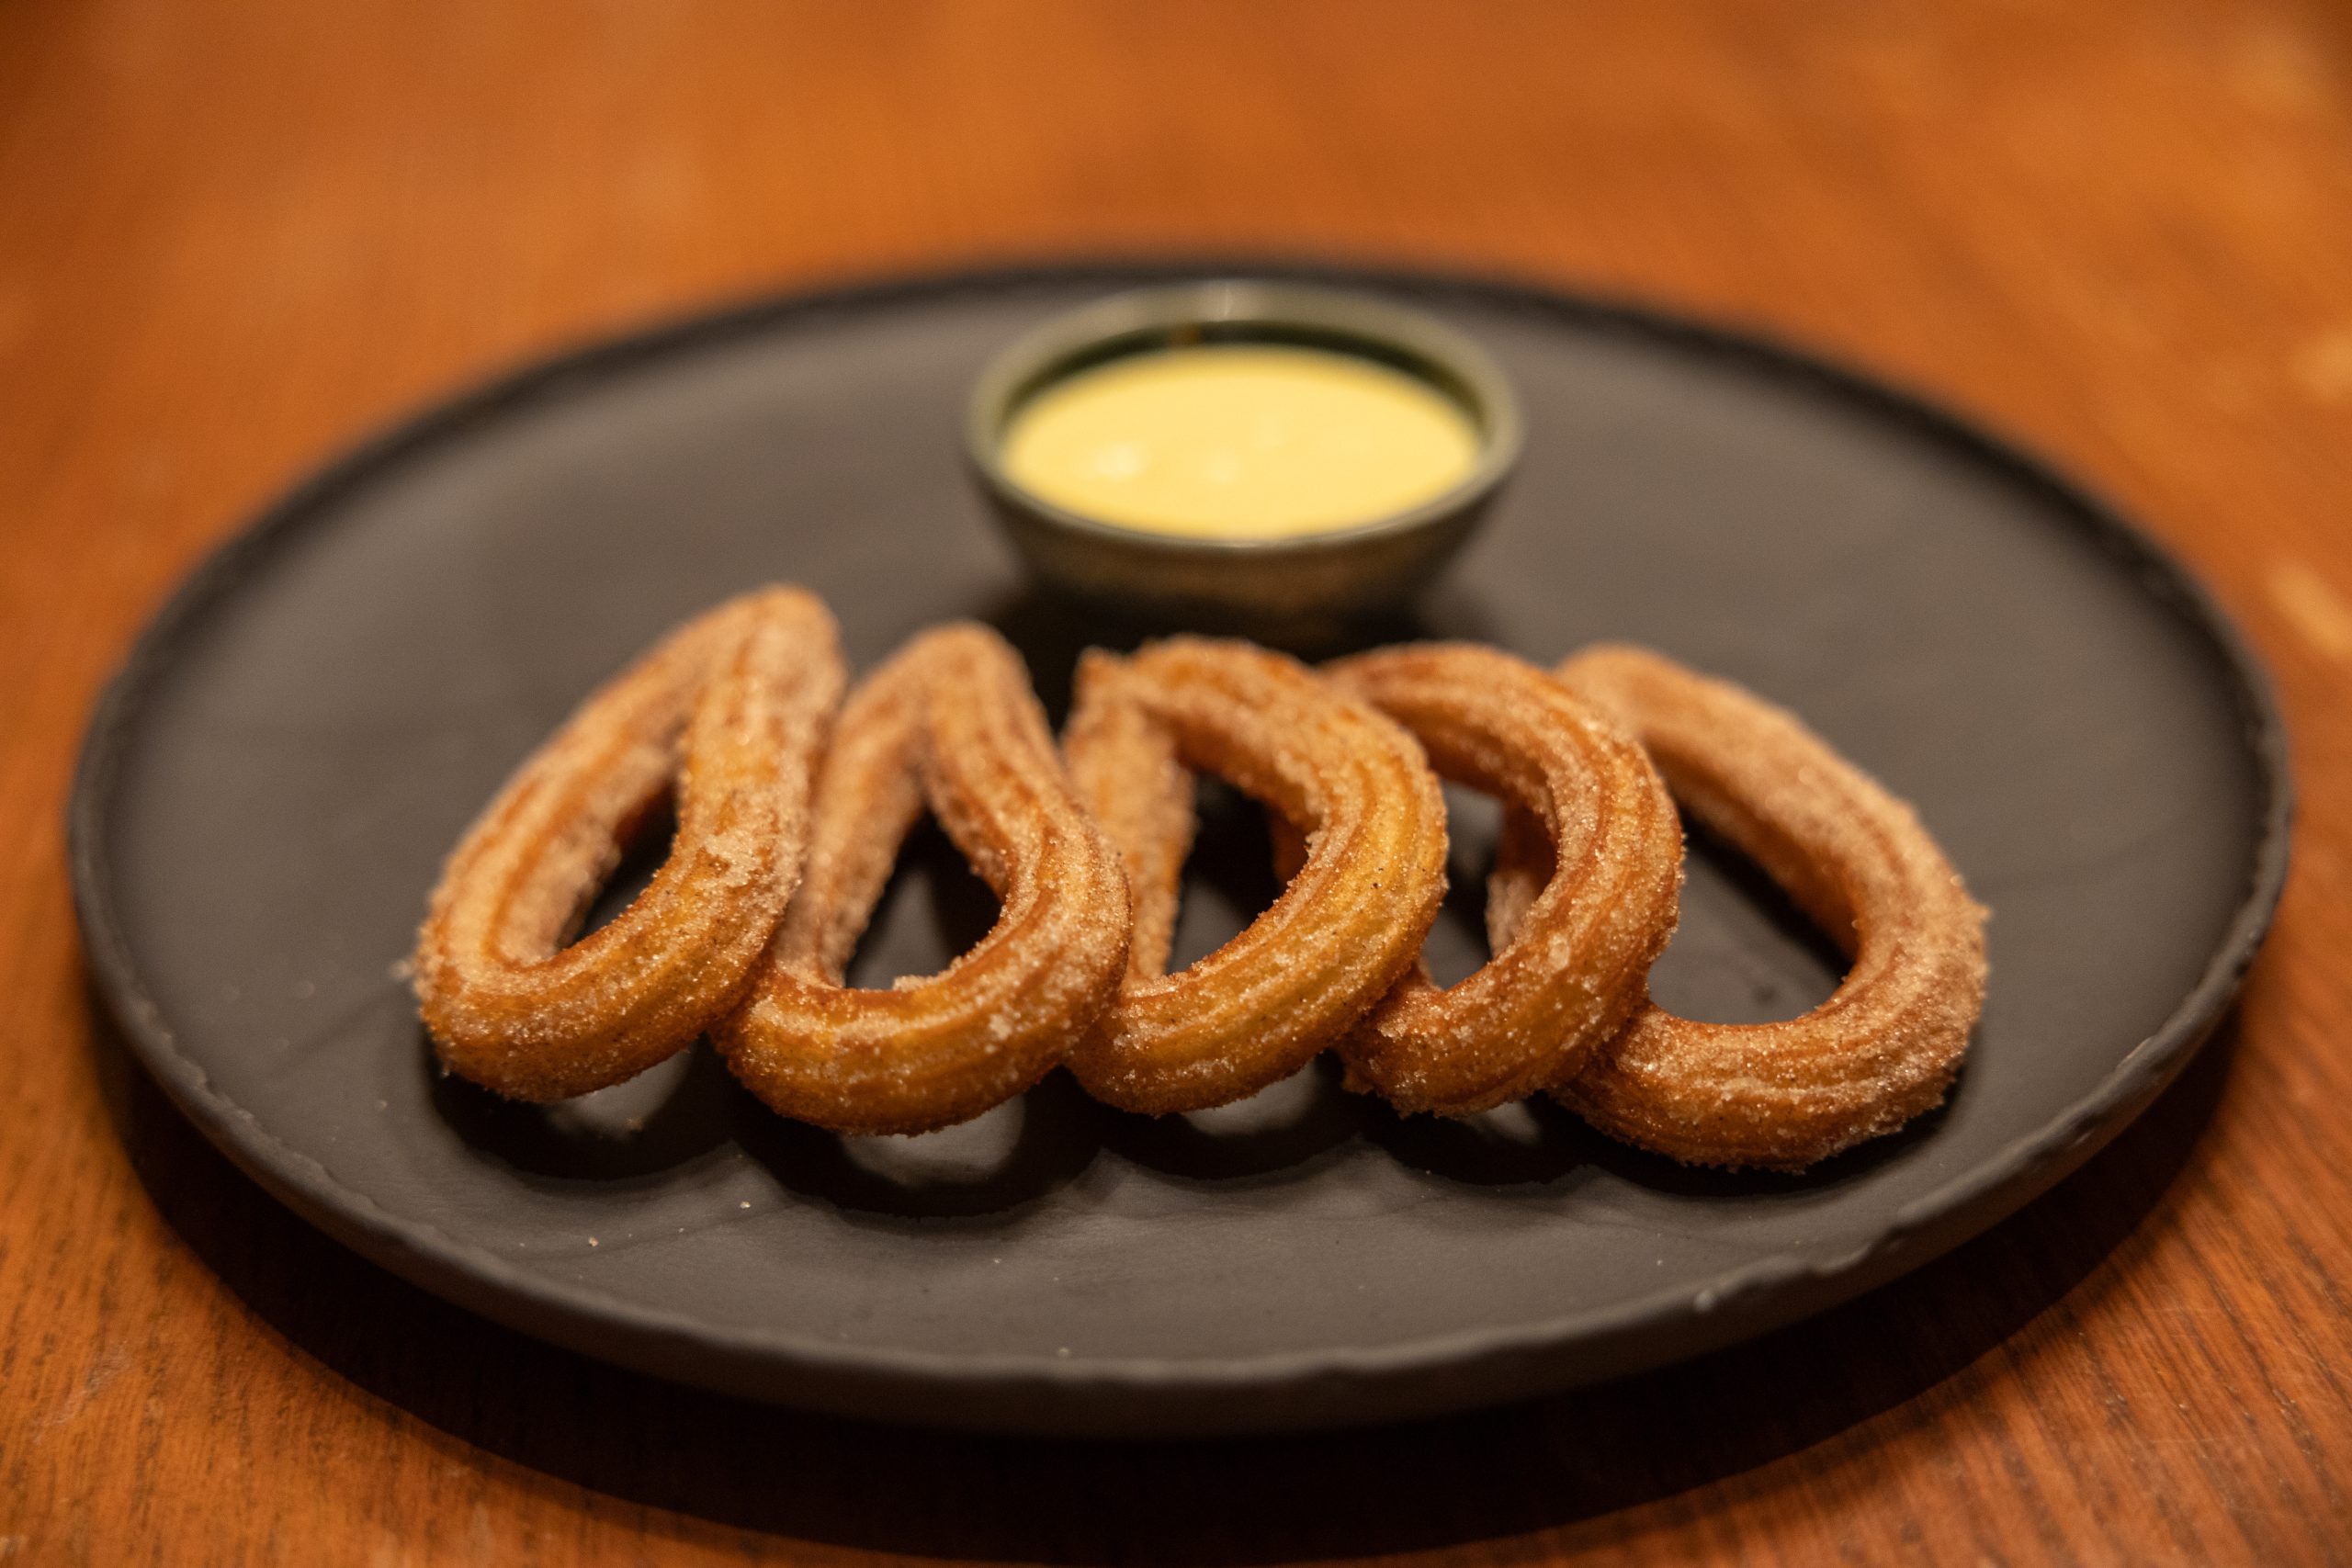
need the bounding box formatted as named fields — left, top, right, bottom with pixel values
left=1001, top=345, right=1482, bottom=539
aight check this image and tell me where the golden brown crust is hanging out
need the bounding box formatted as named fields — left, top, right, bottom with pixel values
left=1062, top=637, right=1449, bottom=1113
left=1493, top=644, right=1988, bottom=1170
left=413, top=587, right=845, bottom=1100
left=1323, top=644, right=1683, bottom=1115
left=715, top=624, right=1132, bottom=1135
left=417, top=586, right=1982, bottom=1168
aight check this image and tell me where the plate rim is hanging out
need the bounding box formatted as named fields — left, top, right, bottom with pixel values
left=66, top=256, right=2295, bottom=1431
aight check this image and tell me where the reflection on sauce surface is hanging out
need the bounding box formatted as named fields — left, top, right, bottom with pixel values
left=1001, top=345, right=1481, bottom=540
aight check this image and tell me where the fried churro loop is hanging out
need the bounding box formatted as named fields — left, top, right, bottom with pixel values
left=1492, top=645, right=1987, bottom=1170
left=716, top=624, right=1131, bottom=1135
left=1322, top=644, right=1682, bottom=1115
left=1063, top=637, right=1449, bottom=1113
left=414, top=587, right=845, bottom=1100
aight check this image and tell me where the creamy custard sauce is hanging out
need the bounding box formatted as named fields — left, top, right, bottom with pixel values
left=1001, top=345, right=1481, bottom=539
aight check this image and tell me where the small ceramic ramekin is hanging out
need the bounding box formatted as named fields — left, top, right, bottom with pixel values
left=967, top=280, right=1521, bottom=627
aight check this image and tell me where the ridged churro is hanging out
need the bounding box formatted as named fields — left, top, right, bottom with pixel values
left=415, top=587, right=844, bottom=1100
left=1062, top=637, right=1449, bottom=1113
left=1325, top=644, right=1682, bottom=1115
left=716, top=624, right=1131, bottom=1134
left=1492, top=645, right=1987, bottom=1170
left=416, top=592, right=1986, bottom=1174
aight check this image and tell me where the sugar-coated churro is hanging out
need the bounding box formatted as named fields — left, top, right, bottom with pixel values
left=415, top=587, right=844, bottom=1100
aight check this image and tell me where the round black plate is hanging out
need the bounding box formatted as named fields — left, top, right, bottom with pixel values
left=70, top=263, right=2289, bottom=1437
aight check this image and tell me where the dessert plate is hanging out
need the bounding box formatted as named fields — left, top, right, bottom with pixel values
left=70, top=263, right=2289, bottom=1435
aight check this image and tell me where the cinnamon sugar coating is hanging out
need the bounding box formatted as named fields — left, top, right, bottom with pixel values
left=716, top=624, right=1131, bottom=1134
left=1062, top=637, right=1449, bottom=1113
left=414, top=587, right=845, bottom=1100
left=413, top=589, right=1984, bottom=1171
left=1494, top=645, right=1988, bottom=1171
left=1325, top=644, right=1683, bottom=1115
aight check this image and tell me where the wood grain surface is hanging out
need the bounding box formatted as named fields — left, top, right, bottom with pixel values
left=5, top=1, right=2350, bottom=1562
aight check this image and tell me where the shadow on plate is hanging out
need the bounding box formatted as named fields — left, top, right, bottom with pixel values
left=1365, top=1092, right=1597, bottom=1187
left=1097, top=1055, right=1379, bottom=1183
left=729, top=1070, right=1106, bottom=1222
left=429, top=1037, right=742, bottom=1182
left=90, top=979, right=2242, bottom=1564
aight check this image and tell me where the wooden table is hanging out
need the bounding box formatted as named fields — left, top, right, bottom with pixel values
left=6, top=2, right=2349, bottom=1562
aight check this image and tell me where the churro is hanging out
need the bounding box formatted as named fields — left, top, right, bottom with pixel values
left=717, top=624, right=1131, bottom=1134
left=415, top=587, right=844, bottom=1100
left=1062, top=637, right=1449, bottom=1113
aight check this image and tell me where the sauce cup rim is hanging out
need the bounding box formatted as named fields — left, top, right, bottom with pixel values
left=965, top=279, right=1523, bottom=558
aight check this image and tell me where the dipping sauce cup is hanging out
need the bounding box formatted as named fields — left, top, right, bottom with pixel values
left=967, top=281, right=1521, bottom=626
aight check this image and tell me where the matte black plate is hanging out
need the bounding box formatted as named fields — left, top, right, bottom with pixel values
left=70, top=263, right=2290, bottom=1436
